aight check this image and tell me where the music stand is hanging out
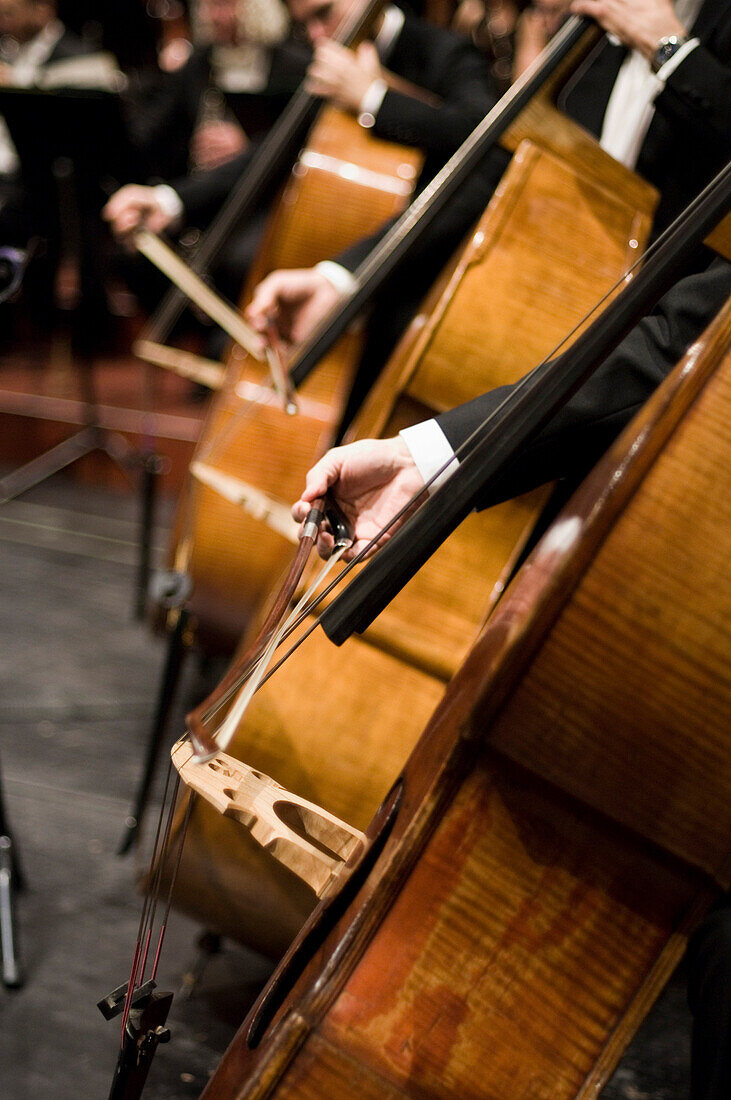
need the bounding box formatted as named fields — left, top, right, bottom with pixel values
left=0, top=85, right=162, bottom=615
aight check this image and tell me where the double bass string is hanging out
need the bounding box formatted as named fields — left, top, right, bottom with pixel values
left=118, top=761, right=183, bottom=1043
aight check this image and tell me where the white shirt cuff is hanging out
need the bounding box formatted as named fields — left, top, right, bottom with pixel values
left=153, top=184, right=184, bottom=228
left=655, top=38, right=700, bottom=82
left=358, top=78, right=387, bottom=129
left=315, top=260, right=358, bottom=296
left=399, top=420, right=458, bottom=496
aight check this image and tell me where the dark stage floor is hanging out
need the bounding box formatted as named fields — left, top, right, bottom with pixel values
left=0, top=470, right=692, bottom=1099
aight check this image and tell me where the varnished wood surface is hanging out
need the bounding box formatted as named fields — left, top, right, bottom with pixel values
left=487, top=303, right=731, bottom=884
left=251, top=760, right=706, bottom=1100
left=246, top=107, right=422, bottom=286
left=201, top=299, right=731, bottom=1099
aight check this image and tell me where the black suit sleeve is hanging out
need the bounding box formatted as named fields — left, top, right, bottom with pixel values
left=173, top=145, right=266, bottom=227
left=374, top=39, right=494, bottom=159
left=655, top=44, right=731, bottom=143
left=435, top=258, right=731, bottom=508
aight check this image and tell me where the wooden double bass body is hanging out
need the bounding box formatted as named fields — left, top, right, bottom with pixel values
left=200, top=293, right=731, bottom=1100
left=164, top=120, right=657, bottom=953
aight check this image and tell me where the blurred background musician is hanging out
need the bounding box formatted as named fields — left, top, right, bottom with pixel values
left=0, top=0, right=111, bottom=248
left=126, top=0, right=300, bottom=185
left=103, top=0, right=497, bottom=326
left=244, top=0, right=730, bottom=418
left=452, top=0, right=569, bottom=89
left=109, top=0, right=308, bottom=324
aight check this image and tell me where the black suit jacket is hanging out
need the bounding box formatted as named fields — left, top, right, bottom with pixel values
left=435, top=259, right=731, bottom=509
left=559, top=0, right=731, bottom=235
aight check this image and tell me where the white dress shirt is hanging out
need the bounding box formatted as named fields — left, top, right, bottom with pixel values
left=599, top=0, right=702, bottom=168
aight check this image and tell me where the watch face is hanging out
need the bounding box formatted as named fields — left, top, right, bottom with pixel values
left=652, top=35, right=685, bottom=71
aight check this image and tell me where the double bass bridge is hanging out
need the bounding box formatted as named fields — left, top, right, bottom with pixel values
left=171, top=738, right=365, bottom=897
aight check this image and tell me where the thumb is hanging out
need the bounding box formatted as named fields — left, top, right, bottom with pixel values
left=301, top=448, right=344, bottom=503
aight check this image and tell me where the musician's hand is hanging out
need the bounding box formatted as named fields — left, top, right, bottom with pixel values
left=570, top=0, right=687, bottom=59
left=305, top=40, right=383, bottom=114
left=191, top=120, right=248, bottom=169
left=292, top=437, right=427, bottom=560
left=102, top=185, right=173, bottom=242
left=245, top=268, right=343, bottom=348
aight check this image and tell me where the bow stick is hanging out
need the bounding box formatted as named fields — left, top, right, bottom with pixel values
left=134, top=229, right=300, bottom=413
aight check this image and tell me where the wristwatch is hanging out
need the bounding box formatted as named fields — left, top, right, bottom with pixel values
left=651, top=35, right=688, bottom=73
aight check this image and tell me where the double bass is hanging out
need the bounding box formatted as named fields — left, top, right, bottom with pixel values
left=197, top=226, right=731, bottom=1099
left=146, top=15, right=602, bottom=655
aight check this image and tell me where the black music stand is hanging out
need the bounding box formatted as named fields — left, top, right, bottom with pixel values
left=0, top=85, right=162, bottom=615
